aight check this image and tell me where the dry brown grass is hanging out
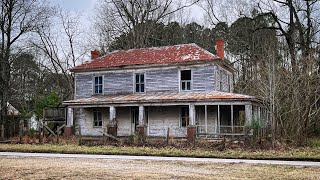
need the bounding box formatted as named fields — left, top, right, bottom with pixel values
left=0, top=156, right=319, bottom=179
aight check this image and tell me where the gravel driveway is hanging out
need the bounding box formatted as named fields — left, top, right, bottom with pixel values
left=0, top=156, right=319, bottom=179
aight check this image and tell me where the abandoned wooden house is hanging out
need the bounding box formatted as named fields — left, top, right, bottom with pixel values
left=63, top=39, right=269, bottom=141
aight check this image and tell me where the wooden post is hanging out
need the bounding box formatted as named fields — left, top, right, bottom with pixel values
left=217, top=105, right=220, bottom=134
left=1, top=124, right=4, bottom=139
left=231, top=105, right=234, bottom=132
left=189, top=104, right=195, bottom=126
left=245, top=104, right=252, bottom=126
left=19, top=120, right=23, bottom=143
left=78, top=126, right=82, bottom=145
left=166, top=127, right=170, bottom=145
left=56, top=130, right=60, bottom=144
left=205, top=105, right=208, bottom=137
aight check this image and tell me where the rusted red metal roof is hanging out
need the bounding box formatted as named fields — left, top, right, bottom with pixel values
left=63, top=92, right=256, bottom=106
left=71, top=44, right=220, bottom=71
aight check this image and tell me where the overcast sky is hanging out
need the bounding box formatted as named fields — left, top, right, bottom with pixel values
left=48, top=0, right=206, bottom=27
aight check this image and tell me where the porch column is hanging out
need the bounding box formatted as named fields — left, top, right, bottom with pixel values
left=245, top=104, right=252, bottom=126
left=64, top=107, right=74, bottom=137
left=187, top=104, right=196, bottom=143
left=231, top=105, right=234, bottom=133
left=205, top=105, right=208, bottom=135
left=108, top=106, right=117, bottom=137
left=217, top=105, right=220, bottom=133
left=136, top=105, right=146, bottom=140
left=138, top=105, right=145, bottom=126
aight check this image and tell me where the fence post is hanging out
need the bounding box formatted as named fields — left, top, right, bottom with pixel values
left=78, top=126, right=82, bottom=145
left=166, top=127, right=170, bottom=145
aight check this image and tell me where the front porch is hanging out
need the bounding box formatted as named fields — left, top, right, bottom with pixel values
left=67, top=103, right=268, bottom=139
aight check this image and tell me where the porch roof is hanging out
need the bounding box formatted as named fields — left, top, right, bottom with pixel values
left=63, top=91, right=257, bottom=107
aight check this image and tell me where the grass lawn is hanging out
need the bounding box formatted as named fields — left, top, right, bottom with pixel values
left=0, top=143, right=320, bottom=161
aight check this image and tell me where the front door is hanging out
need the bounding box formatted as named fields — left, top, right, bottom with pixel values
left=131, top=108, right=139, bottom=134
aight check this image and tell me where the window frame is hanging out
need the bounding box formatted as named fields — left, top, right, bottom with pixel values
left=180, top=106, right=189, bottom=127
left=180, top=69, right=192, bottom=92
left=134, top=73, right=145, bottom=93
left=94, top=76, right=103, bottom=95
left=93, top=110, right=103, bottom=127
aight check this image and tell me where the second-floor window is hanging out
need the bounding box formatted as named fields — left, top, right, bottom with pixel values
left=94, top=76, right=103, bottom=94
left=181, top=70, right=191, bottom=91
left=135, top=73, right=145, bottom=93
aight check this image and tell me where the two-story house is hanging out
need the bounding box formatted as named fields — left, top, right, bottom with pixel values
left=63, top=39, right=268, bottom=141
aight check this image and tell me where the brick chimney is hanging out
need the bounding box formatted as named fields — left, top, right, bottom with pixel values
left=215, top=38, right=224, bottom=60
left=91, top=50, right=100, bottom=60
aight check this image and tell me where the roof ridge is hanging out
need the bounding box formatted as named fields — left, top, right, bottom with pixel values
left=103, top=43, right=199, bottom=54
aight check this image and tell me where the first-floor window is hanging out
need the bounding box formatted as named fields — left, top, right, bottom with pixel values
left=181, top=107, right=189, bottom=127
left=93, top=110, right=102, bottom=127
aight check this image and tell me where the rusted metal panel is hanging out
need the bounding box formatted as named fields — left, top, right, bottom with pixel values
left=71, top=44, right=220, bottom=72
left=64, top=92, right=256, bottom=106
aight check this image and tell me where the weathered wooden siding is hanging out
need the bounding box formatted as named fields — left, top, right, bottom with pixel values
left=215, top=66, right=233, bottom=92
left=147, top=106, right=186, bottom=137
left=75, top=75, right=93, bottom=99
left=76, top=108, right=109, bottom=136
left=75, top=64, right=233, bottom=97
left=104, top=72, right=133, bottom=94
left=116, top=107, right=132, bottom=136
left=192, top=66, right=215, bottom=91
left=146, top=68, right=179, bottom=93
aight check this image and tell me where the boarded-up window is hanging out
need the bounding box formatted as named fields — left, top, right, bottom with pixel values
left=93, top=110, right=102, bottom=127
left=94, top=76, right=103, bottom=94
left=135, top=73, right=145, bottom=93
left=181, top=70, right=191, bottom=91
left=181, top=106, right=189, bottom=127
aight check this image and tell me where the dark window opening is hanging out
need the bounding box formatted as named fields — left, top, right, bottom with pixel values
left=181, top=70, right=191, bottom=91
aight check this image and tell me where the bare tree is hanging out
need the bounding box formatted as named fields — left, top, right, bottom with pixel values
left=32, top=8, right=87, bottom=100
left=93, top=0, right=200, bottom=51
left=0, top=0, right=51, bottom=139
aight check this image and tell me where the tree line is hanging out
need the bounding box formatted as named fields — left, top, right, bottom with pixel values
left=1, top=0, right=319, bottom=145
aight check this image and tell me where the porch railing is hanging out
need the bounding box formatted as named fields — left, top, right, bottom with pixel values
left=196, top=125, right=249, bottom=137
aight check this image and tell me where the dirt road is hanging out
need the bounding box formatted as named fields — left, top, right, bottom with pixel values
left=0, top=156, right=319, bottom=179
